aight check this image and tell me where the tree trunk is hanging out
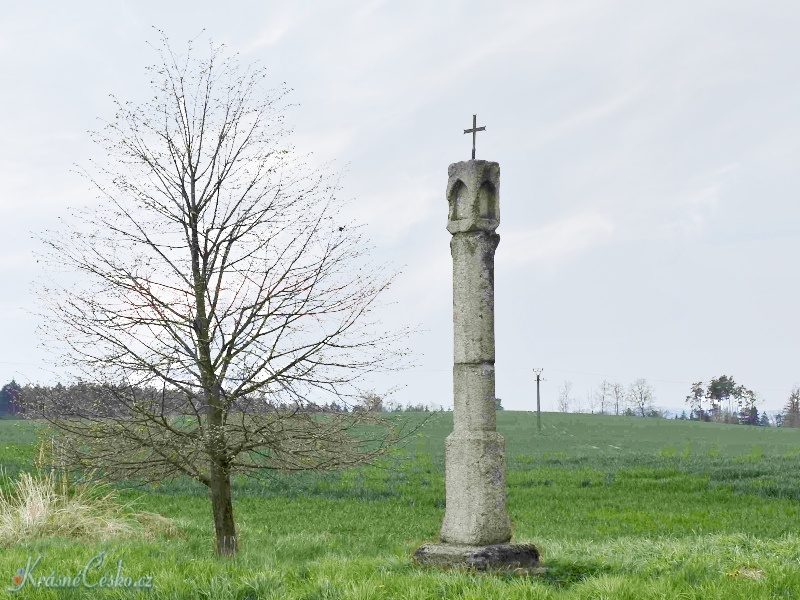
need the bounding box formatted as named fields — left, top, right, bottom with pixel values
left=209, top=463, right=238, bottom=557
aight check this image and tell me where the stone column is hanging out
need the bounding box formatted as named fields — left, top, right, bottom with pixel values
left=414, top=160, right=539, bottom=570
left=440, top=160, right=510, bottom=546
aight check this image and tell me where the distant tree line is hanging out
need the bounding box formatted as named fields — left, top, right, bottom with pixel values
left=0, top=382, right=444, bottom=418
left=684, top=375, right=766, bottom=425
left=681, top=376, right=800, bottom=427
left=7, top=377, right=797, bottom=424
left=378, top=395, right=446, bottom=413
left=3, top=382, right=383, bottom=418
left=685, top=375, right=753, bottom=423
left=552, top=374, right=798, bottom=428
left=557, top=378, right=660, bottom=417
left=0, top=380, right=22, bottom=417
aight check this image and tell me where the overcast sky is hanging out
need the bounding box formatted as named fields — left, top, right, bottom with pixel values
left=1, top=1, right=798, bottom=414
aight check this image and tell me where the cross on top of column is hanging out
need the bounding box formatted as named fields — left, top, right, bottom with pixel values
left=463, top=114, right=486, bottom=160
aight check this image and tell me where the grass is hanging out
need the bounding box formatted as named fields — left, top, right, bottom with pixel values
left=0, top=467, right=177, bottom=548
left=0, top=411, right=799, bottom=598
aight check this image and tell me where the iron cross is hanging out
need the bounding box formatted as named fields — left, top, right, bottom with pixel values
left=463, top=114, right=486, bottom=160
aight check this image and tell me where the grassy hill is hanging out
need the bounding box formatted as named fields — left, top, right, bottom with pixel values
left=1, top=412, right=799, bottom=598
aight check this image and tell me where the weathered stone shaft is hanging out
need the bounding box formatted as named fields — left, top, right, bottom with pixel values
left=440, top=160, right=511, bottom=546
left=451, top=231, right=499, bottom=433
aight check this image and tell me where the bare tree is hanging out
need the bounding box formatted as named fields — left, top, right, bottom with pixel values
left=573, top=392, right=583, bottom=413
left=32, top=35, right=427, bottom=557
left=586, top=388, right=597, bottom=414
left=593, top=380, right=610, bottom=414
left=628, top=378, right=655, bottom=417
left=557, top=381, right=572, bottom=413
left=610, top=381, right=625, bottom=416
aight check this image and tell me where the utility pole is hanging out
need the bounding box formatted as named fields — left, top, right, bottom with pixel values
left=533, top=368, right=543, bottom=432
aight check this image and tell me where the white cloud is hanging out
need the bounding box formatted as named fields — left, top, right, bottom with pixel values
left=662, top=163, right=740, bottom=239
left=666, top=184, right=721, bottom=238
left=243, top=6, right=306, bottom=51
left=537, top=85, right=647, bottom=147
left=499, top=213, right=615, bottom=271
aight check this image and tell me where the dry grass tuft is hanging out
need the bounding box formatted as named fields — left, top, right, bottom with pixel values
left=0, top=467, right=177, bottom=547
left=726, top=565, right=765, bottom=580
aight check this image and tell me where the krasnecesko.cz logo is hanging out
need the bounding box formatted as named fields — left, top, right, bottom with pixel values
left=8, top=551, right=154, bottom=592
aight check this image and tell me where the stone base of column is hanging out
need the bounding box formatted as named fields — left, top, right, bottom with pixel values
left=413, top=542, right=542, bottom=572
left=440, top=431, right=511, bottom=545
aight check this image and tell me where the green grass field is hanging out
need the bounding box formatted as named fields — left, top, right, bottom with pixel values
left=1, top=412, right=800, bottom=599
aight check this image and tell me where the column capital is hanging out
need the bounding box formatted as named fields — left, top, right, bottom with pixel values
left=446, top=160, right=500, bottom=234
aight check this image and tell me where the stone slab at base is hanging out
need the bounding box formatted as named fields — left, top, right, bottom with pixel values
left=413, top=543, right=541, bottom=572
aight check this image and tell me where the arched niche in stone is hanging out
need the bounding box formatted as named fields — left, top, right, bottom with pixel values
left=448, top=179, right=469, bottom=221
left=477, top=181, right=496, bottom=221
